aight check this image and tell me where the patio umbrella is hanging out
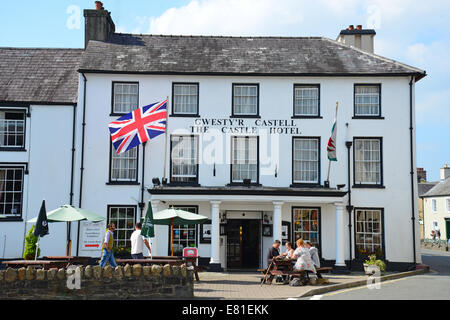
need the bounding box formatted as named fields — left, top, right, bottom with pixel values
left=27, top=205, right=105, bottom=255
left=153, top=207, right=208, bottom=256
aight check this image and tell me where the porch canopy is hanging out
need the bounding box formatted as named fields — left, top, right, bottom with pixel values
left=148, top=185, right=348, bottom=271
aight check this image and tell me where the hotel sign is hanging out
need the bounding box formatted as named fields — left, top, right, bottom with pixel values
left=189, top=118, right=302, bottom=134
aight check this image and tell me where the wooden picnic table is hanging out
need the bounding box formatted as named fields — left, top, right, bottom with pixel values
left=43, top=256, right=90, bottom=266
left=2, top=260, right=70, bottom=270
left=262, top=258, right=331, bottom=285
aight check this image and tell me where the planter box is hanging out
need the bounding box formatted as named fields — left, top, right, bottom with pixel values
left=363, top=264, right=380, bottom=275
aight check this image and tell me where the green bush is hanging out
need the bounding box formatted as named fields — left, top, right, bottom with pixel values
left=364, top=254, right=386, bottom=272
left=23, top=225, right=41, bottom=260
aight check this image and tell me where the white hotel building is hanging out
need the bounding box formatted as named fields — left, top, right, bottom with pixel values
left=0, top=8, right=426, bottom=272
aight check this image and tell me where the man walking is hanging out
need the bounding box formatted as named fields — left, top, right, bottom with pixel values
left=437, top=229, right=442, bottom=247
left=99, top=223, right=117, bottom=268
left=130, top=222, right=151, bottom=259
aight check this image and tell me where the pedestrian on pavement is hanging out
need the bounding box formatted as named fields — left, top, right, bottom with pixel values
left=130, top=222, right=151, bottom=259
left=431, top=230, right=436, bottom=244
left=437, top=229, right=441, bottom=247
left=99, top=223, right=117, bottom=268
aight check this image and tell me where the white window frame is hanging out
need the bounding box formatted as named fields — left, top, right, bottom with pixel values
left=355, top=209, right=384, bottom=258
left=232, top=84, right=259, bottom=116
left=172, top=83, right=199, bottom=115
left=354, top=84, right=381, bottom=117
left=231, top=136, right=258, bottom=184
left=432, top=199, right=437, bottom=213
left=0, top=166, right=25, bottom=219
left=292, top=137, right=320, bottom=184
left=110, top=146, right=138, bottom=182
left=292, top=207, right=320, bottom=249
left=112, top=82, right=139, bottom=114
left=0, top=109, right=26, bottom=149
left=170, top=135, right=199, bottom=184
left=354, top=138, right=382, bottom=185
left=107, top=206, right=136, bottom=249
left=170, top=206, right=198, bottom=256
left=294, top=85, right=320, bottom=117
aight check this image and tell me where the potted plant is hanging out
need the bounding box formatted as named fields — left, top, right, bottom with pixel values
left=113, top=246, right=131, bottom=259
left=363, top=254, right=386, bottom=275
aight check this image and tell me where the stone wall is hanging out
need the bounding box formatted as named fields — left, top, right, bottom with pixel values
left=0, top=263, right=194, bottom=300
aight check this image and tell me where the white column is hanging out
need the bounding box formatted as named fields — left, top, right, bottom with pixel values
left=273, top=202, right=284, bottom=243
left=150, top=200, right=160, bottom=256
left=210, top=201, right=221, bottom=266
left=334, top=202, right=346, bottom=267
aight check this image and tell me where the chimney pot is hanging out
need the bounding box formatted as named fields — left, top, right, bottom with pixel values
left=348, top=25, right=354, bottom=30
left=95, top=1, right=104, bottom=10
left=356, top=25, right=363, bottom=30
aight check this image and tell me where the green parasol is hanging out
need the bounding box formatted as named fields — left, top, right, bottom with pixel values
left=27, top=205, right=105, bottom=255
left=153, top=207, right=208, bottom=256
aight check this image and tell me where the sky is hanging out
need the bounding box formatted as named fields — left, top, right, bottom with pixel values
left=0, top=0, right=449, bottom=181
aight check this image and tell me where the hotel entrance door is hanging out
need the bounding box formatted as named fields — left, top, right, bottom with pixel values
left=226, top=219, right=261, bottom=269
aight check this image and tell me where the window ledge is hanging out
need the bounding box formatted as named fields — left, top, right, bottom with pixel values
left=352, top=116, right=385, bottom=120
left=352, top=185, right=385, bottom=189
left=0, top=148, right=27, bottom=152
left=109, top=113, right=130, bottom=117
left=227, top=182, right=262, bottom=187
left=291, top=116, right=323, bottom=119
left=0, top=217, right=23, bottom=222
left=106, top=181, right=140, bottom=186
left=230, top=115, right=261, bottom=119
left=170, top=114, right=200, bottom=118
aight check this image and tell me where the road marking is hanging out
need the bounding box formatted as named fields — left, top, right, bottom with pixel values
left=309, top=295, right=323, bottom=300
left=323, top=276, right=414, bottom=297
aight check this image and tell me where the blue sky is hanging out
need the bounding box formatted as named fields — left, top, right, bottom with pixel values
left=1, top=0, right=449, bottom=181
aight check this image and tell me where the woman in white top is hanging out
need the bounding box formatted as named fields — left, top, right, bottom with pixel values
left=281, top=241, right=294, bottom=259
left=292, top=239, right=316, bottom=273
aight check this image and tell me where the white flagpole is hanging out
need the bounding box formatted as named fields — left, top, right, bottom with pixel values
left=326, top=102, right=339, bottom=185
left=34, top=236, right=40, bottom=261
left=163, top=96, right=169, bottom=181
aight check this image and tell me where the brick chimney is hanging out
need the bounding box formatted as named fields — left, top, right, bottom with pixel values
left=84, top=2, right=115, bottom=49
left=337, top=25, right=376, bottom=54
left=440, top=164, right=450, bottom=181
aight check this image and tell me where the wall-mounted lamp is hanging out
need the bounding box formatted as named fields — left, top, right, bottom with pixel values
left=152, top=177, right=161, bottom=186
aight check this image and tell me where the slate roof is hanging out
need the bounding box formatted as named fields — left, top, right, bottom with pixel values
left=418, top=182, right=438, bottom=197
left=79, top=34, right=426, bottom=78
left=422, top=178, right=450, bottom=197
left=0, top=48, right=82, bottom=104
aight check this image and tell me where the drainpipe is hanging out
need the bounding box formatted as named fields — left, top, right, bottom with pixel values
left=409, top=76, right=417, bottom=267
left=76, top=73, right=87, bottom=256
left=67, top=102, right=77, bottom=255
left=345, top=137, right=353, bottom=269
left=139, top=142, right=147, bottom=218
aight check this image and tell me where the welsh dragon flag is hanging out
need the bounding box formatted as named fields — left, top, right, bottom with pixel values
left=327, top=112, right=337, bottom=162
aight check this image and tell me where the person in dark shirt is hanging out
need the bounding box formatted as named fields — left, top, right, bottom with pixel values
left=267, top=239, right=281, bottom=266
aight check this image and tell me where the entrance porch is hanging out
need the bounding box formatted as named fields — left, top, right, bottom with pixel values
left=148, top=186, right=348, bottom=272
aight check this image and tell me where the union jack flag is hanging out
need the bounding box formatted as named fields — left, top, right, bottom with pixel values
left=108, top=100, right=167, bottom=154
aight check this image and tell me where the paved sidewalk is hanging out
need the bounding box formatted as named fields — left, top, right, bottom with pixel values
left=194, top=272, right=367, bottom=300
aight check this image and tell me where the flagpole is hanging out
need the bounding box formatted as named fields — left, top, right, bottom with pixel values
left=326, top=102, right=339, bottom=187
left=34, top=236, right=40, bottom=261
left=163, top=96, right=169, bottom=181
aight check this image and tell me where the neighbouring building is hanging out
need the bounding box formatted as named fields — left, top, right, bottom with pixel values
left=422, top=165, right=450, bottom=242
left=418, top=180, right=438, bottom=239
left=0, top=6, right=426, bottom=272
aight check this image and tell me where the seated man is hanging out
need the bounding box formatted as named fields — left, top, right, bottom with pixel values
left=267, top=239, right=281, bottom=267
